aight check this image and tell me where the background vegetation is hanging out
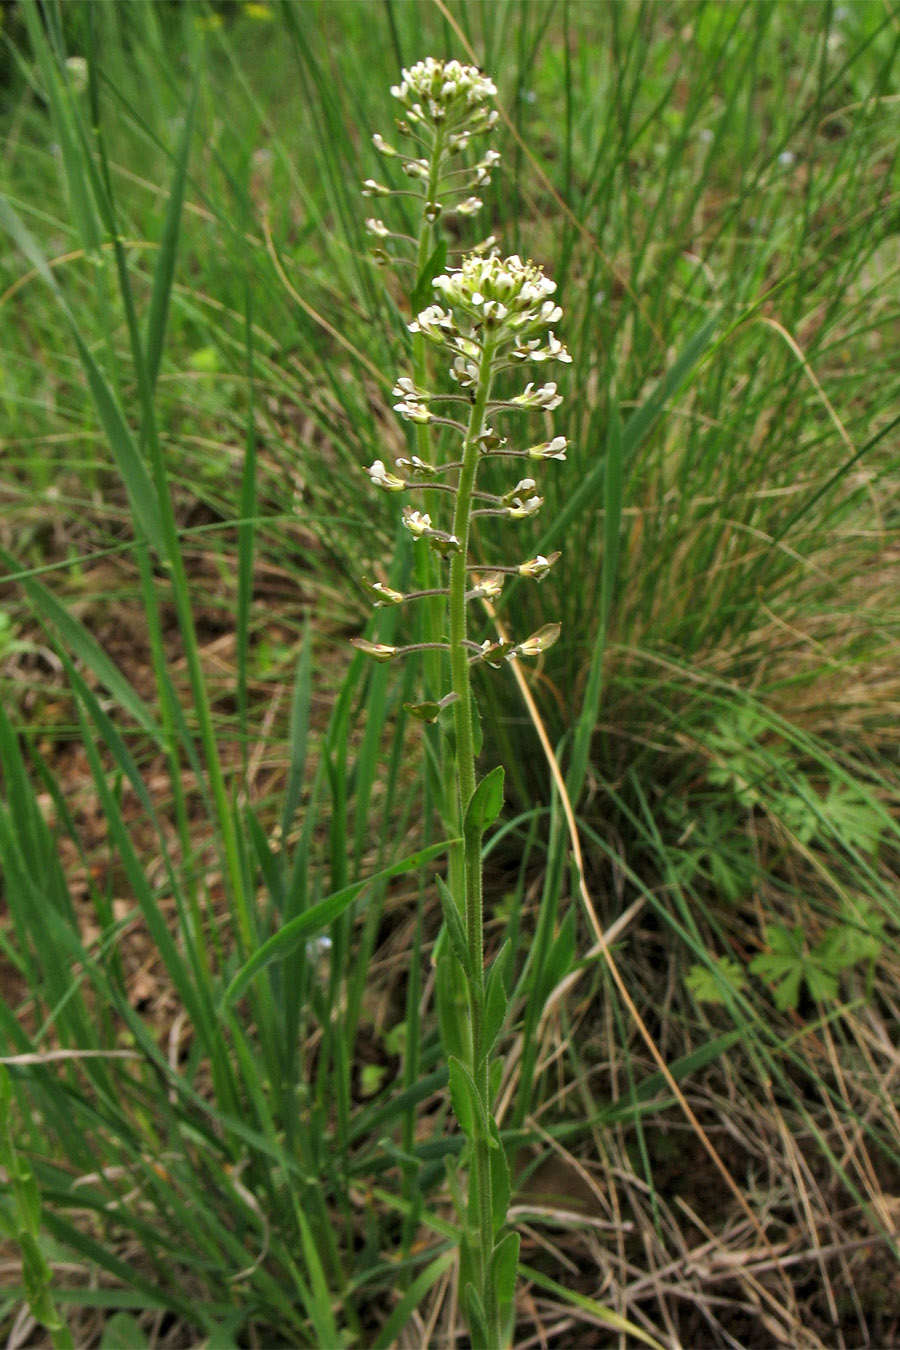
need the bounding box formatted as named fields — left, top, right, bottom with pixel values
left=1, top=1, right=900, bottom=1345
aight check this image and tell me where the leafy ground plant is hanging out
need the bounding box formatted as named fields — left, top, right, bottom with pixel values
left=2, top=2, right=900, bottom=1347
left=353, top=59, right=574, bottom=1346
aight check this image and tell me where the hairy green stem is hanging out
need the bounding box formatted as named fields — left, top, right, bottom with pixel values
left=448, top=334, right=501, bottom=1338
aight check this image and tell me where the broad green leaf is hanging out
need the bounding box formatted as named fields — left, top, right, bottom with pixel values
left=436, top=955, right=470, bottom=1063
left=404, top=700, right=442, bottom=723
left=488, top=1230, right=520, bottom=1306
left=488, top=1116, right=510, bottom=1232
left=437, top=875, right=473, bottom=980
left=483, top=940, right=511, bottom=1057
left=464, top=765, right=505, bottom=842
left=463, top=1282, right=489, bottom=1350
left=448, top=1057, right=486, bottom=1143
left=411, top=238, right=448, bottom=313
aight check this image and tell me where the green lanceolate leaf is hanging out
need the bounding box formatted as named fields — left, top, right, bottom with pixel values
left=488, top=1115, right=510, bottom=1233
left=536, top=907, right=576, bottom=1008
left=464, top=1282, right=489, bottom=1350
left=448, top=1056, right=488, bottom=1143
left=488, top=1230, right=520, bottom=1307
left=464, top=765, right=505, bottom=842
left=483, top=940, right=511, bottom=1058
left=437, top=875, right=474, bottom=979
left=411, top=238, right=448, bottom=314
left=436, top=955, right=470, bottom=1063
left=470, top=687, right=483, bottom=757
left=403, top=700, right=442, bottom=723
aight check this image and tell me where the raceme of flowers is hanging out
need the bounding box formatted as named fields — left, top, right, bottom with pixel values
left=356, top=252, right=569, bottom=669
left=363, top=57, right=500, bottom=254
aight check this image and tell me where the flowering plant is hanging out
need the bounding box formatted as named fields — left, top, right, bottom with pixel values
left=354, top=59, right=570, bottom=1349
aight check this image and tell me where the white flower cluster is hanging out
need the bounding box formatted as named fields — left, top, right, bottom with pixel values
left=410, top=254, right=572, bottom=370
left=390, top=59, right=498, bottom=140
left=356, top=65, right=567, bottom=670
left=364, top=58, right=500, bottom=234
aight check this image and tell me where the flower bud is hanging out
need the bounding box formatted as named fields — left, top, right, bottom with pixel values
left=471, top=573, right=504, bottom=599
left=527, top=436, right=568, bottom=461
left=510, top=381, right=563, bottom=411
left=518, top=552, right=561, bottom=581
left=366, top=460, right=407, bottom=491
left=361, top=578, right=406, bottom=606
left=394, top=400, right=433, bottom=424
left=506, top=493, right=543, bottom=519
left=395, top=454, right=438, bottom=477
left=402, top=507, right=432, bottom=538
left=511, top=623, right=561, bottom=658
left=351, top=638, right=398, bottom=662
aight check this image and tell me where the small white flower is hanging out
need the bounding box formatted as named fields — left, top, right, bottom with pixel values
left=546, top=334, right=572, bottom=362
left=402, top=507, right=432, bottom=538
left=351, top=637, right=399, bottom=661
left=506, top=494, right=543, bottom=519
left=402, top=158, right=430, bottom=179
left=481, top=300, right=508, bottom=326
left=408, top=304, right=456, bottom=341
left=472, top=573, right=504, bottom=599
left=371, top=582, right=405, bottom=606
left=372, top=132, right=397, bottom=156
left=456, top=196, right=483, bottom=216
left=366, top=459, right=406, bottom=491
left=778, top=150, right=796, bottom=167
left=527, top=436, right=568, bottom=461
left=447, top=131, right=472, bottom=153
left=391, top=59, right=498, bottom=115
left=518, top=552, right=561, bottom=581
left=361, top=178, right=390, bottom=197
left=392, top=376, right=431, bottom=410
left=365, top=217, right=390, bottom=238
left=510, top=381, right=563, bottom=411
left=361, top=577, right=405, bottom=606
left=513, top=623, right=561, bottom=657
left=394, top=400, right=433, bottom=424
left=395, top=454, right=437, bottom=477
left=450, top=356, right=479, bottom=387
left=474, top=429, right=505, bottom=452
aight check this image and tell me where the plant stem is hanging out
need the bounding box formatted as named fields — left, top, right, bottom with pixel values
left=448, top=334, right=502, bottom=1339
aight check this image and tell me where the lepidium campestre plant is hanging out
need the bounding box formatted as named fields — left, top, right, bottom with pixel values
left=354, top=59, right=570, bottom=1350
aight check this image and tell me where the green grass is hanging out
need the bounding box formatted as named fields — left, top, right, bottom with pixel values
left=1, top=0, right=900, bottom=1345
